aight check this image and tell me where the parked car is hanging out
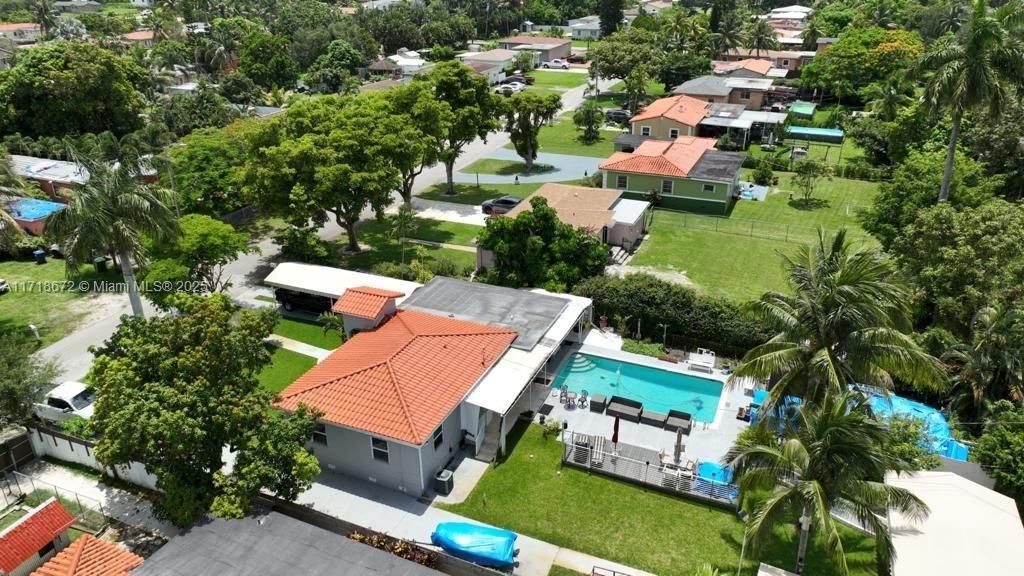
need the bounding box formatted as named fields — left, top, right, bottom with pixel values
left=34, top=381, right=95, bottom=424
left=495, top=82, right=525, bottom=95
left=274, top=287, right=334, bottom=313
left=482, top=196, right=523, bottom=215
left=501, top=75, right=535, bottom=85
left=567, top=54, right=588, bottom=64
left=605, top=109, right=631, bottom=124
left=541, top=59, right=570, bottom=69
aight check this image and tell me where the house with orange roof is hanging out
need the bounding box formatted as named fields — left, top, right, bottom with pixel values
left=31, top=534, right=142, bottom=576
left=713, top=58, right=789, bottom=79
left=271, top=273, right=591, bottom=494
left=600, top=136, right=746, bottom=214
left=627, top=94, right=711, bottom=141
left=0, top=498, right=75, bottom=576
left=118, top=30, right=155, bottom=47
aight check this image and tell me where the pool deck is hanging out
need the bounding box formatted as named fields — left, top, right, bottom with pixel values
left=540, top=344, right=755, bottom=465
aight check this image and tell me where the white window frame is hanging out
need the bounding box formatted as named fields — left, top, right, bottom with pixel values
left=661, top=180, right=673, bottom=195
left=371, top=437, right=389, bottom=463
left=640, top=126, right=651, bottom=136
left=739, top=90, right=751, bottom=100
left=432, top=426, right=444, bottom=450
left=615, top=174, right=628, bottom=189
left=668, top=128, right=680, bottom=139
left=312, top=422, right=327, bottom=445
left=702, top=183, right=716, bottom=194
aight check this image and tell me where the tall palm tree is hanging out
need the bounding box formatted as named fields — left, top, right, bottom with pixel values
left=46, top=155, right=179, bottom=317
left=801, top=18, right=822, bottom=50
left=711, top=13, right=744, bottom=58
left=28, top=0, right=56, bottom=37
left=731, top=228, right=944, bottom=409
left=744, top=17, right=779, bottom=57
left=862, top=77, right=915, bottom=121
left=937, top=2, right=965, bottom=35
left=943, top=303, right=1024, bottom=418
left=0, top=155, right=31, bottom=252
left=918, top=0, right=1024, bottom=202
left=728, top=392, right=929, bottom=575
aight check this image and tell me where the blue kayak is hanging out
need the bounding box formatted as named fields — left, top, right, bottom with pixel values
left=430, top=522, right=517, bottom=568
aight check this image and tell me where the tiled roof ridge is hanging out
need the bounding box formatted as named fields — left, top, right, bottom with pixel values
left=383, top=360, right=420, bottom=443
left=65, top=537, right=87, bottom=573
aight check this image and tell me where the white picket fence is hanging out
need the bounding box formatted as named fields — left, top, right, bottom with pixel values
left=26, top=425, right=159, bottom=491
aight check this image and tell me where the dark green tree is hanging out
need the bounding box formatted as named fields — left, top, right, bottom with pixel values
left=304, top=39, right=365, bottom=93
left=502, top=92, right=561, bottom=172
left=573, top=99, right=604, bottom=144
left=218, top=71, right=264, bottom=105
left=974, top=400, right=1024, bottom=509
left=598, top=0, right=624, bottom=37
left=155, top=82, right=240, bottom=137
left=0, top=332, right=58, bottom=426
left=657, top=51, right=711, bottom=93
left=239, top=32, right=299, bottom=89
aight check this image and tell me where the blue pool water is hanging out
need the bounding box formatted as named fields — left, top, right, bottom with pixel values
left=5, top=197, right=65, bottom=221
left=551, top=353, right=724, bottom=422
left=697, top=461, right=732, bottom=484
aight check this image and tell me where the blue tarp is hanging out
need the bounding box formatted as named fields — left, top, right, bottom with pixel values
left=866, top=393, right=970, bottom=461
left=431, top=522, right=517, bottom=568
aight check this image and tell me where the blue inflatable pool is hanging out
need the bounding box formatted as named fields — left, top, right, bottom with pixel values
left=431, top=522, right=517, bottom=568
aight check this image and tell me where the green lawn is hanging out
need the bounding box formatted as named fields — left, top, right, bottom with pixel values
left=333, top=218, right=481, bottom=273
left=608, top=79, right=668, bottom=98
left=274, top=317, right=342, bottom=349
left=0, top=508, right=26, bottom=530
left=571, top=39, right=597, bottom=49
left=527, top=70, right=589, bottom=89
left=442, top=425, right=878, bottom=576
left=100, top=2, right=138, bottom=14
left=522, top=117, right=617, bottom=158
left=733, top=172, right=879, bottom=237
left=257, top=347, right=317, bottom=394
left=748, top=139, right=866, bottom=168
left=462, top=158, right=555, bottom=176
left=548, top=567, right=586, bottom=576
left=419, top=182, right=545, bottom=205
left=0, top=259, right=121, bottom=345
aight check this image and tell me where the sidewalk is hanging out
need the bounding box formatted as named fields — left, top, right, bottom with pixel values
left=266, top=335, right=333, bottom=361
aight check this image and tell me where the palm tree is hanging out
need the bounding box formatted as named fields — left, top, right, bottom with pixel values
left=943, top=303, right=1024, bottom=419
left=731, top=228, right=944, bottom=409
left=28, top=0, right=56, bottom=37
left=710, top=13, right=745, bottom=58
left=918, top=0, right=1024, bottom=202
left=862, top=77, right=915, bottom=121
left=744, top=17, right=779, bottom=58
left=800, top=18, right=822, bottom=50
left=728, top=392, right=929, bottom=575
left=46, top=154, right=179, bottom=317
left=936, top=3, right=965, bottom=34
left=0, top=156, right=30, bottom=251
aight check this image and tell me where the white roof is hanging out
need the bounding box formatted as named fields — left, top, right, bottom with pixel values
left=758, top=565, right=798, bottom=576
left=739, top=110, right=789, bottom=125
left=611, top=198, right=649, bottom=225
left=263, top=262, right=421, bottom=301
left=11, top=154, right=88, bottom=184
left=768, top=11, right=811, bottom=20
left=769, top=5, right=813, bottom=14
left=887, top=471, right=1024, bottom=576
left=725, top=77, right=775, bottom=90
left=465, top=290, right=591, bottom=415
left=388, top=54, right=427, bottom=67
left=767, top=68, right=789, bottom=78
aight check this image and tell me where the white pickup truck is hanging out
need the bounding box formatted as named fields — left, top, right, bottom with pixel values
left=540, top=59, right=570, bottom=69
left=34, top=381, right=96, bottom=424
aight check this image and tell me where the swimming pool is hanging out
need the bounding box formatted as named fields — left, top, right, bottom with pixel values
left=551, top=353, right=724, bottom=422
left=5, top=197, right=66, bottom=221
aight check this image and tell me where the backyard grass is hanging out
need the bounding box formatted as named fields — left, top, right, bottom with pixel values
left=442, top=425, right=878, bottom=576
left=419, top=182, right=544, bottom=205
left=257, top=347, right=317, bottom=394
left=0, top=259, right=121, bottom=345
left=99, top=3, right=138, bottom=14
left=747, top=139, right=866, bottom=167
left=462, top=158, right=555, bottom=175
left=332, top=217, right=481, bottom=273
left=526, top=117, right=616, bottom=158
left=0, top=508, right=26, bottom=530
left=548, top=567, right=586, bottom=576
left=733, top=172, right=879, bottom=236
left=274, top=317, right=342, bottom=349
left=527, top=70, right=589, bottom=89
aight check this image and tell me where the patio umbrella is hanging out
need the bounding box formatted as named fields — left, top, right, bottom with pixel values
left=611, top=415, right=620, bottom=446
left=673, top=427, right=683, bottom=463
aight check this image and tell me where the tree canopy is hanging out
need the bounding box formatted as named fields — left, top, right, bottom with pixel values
left=801, top=27, right=923, bottom=98
left=0, top=332, right=57, bottom=426
left=239, top=32, right=299, bottom=89
left=501, top=92, right=562, bottom=172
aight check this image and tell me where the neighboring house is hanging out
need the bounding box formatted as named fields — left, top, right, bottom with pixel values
left=721, top=48, right=816, bottom=74
left=119, top=30, right=155, bottom=47
left=330, top=285, right=406, bottom=337
left=366, top=58, right=401, bottom=79
left=359, top=78, right=402, bottom=92
left=0, top=22, right=41, bottom=44
left=130, top=0, right=152, bottom=6
left=53, top=0, right=101, bottom=13
left=458, top=48, right=519, bottom=71
left=672, top=75, right=775, bottom=110
left=465, top=61, right=505, bottom=85
left=765, top=4, right=813, bottom=30
left=387, top=48, right=432, bottom=78
left=232, top=104, right=286, bottom=120
left=271, top=272, right=591, bottom=495
left=628, top=94, right=710, bottom=140
left=623, top=95, right=784, bottom=150
left=600, top=136, right=746, bottom=213
left=713, top=58, right=787, bottom=79
left=0, top=498, right=75, bottom=576
left=568, top=15, right=601, bottom=40
left=166, top=81, right=200, bottom=96
left=32, top=534, right=143, bottom=576
left=886, top=471, right=1024, bottom=576
left=4, top=197, right=66, bottom=235
left=183, top=21, right=209, bottom=35
left=815, top=37, right=837, bottom=51
left=10, top=155, right=89, bottom=198
left=481, top=183, right=650, bottom=257
left=497, top=35, right=571, bottom=62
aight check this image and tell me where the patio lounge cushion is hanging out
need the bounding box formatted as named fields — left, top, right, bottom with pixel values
left=606, top=395, right=642, bottom=422
left=665, top=410, right=693, bottom=434
left=640, top=409, right=667, bottom=427
left=590, top=393, right=607, bottom=413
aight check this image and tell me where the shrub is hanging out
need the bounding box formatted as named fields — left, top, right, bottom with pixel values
left=752, top=159, right=774, bottom=186
left=272, top=226, right=330, bottom=263
left=59, top=416, right=95, bottom=439
left=622, top=338, right=665, bottom=357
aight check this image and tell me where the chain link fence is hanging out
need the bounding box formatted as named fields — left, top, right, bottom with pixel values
left=1, top=471, right=108, bottom=533
left=652, top=208, right=873, bottom=245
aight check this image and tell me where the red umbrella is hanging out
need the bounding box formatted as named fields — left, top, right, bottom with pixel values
left=611, top=415, right=620, bottom=445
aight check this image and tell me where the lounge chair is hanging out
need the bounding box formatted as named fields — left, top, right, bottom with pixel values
left=665, top=410, right=693, bottom=434
left=589, top=393, right=607, bottom=413
left=606, top=395, right=643, bottom=423
left=577, top=390, right=589, bottom=409
left=591, top=435, right=605, bottom=467
left=640, top=408, right=667, bottom=427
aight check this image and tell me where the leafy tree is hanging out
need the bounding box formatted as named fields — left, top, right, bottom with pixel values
left=139, top=258, right=191, bottom=309
left=218, top=71, right=264, bottom=105
left=589, top=28, right=664, bottom=81
left=962, top=100, right=1024, bottom=201
left=150, top=214, right=256, bottom=293
left=165, top=123, right=252, bottom=216
left=657, top=51, right=710, bottom=93
left=751, top=159, right=773, bottom=186
left=47, top=156, right=180, bottom=317
left=893, top=200, right=1024, bottom=330
left=728, top=392, right=929, bottom=575
left=792, top=160, right=829, bottom=202
left=919, top=0, right=1024, bottom=202
left=304, top=39, right=365, bottom=93
left=28, top=0, right=55, bottom=37
left=846, top=116, right=893, bottom=166
left=863, top=150, right=998, bottom=250
left=416, top=62, right=501, bottom=195
left=52, top=14, right=86, bottom=40
left=801, top=27, right=923, bottom=100
left=943, top=302, right=1024, bottom=419
left=598, top=0, right=624, bottom=37
left=272, top=225, right=330, bottom=264
left=744, top=17, right=778, bottom=57
left=881, top=415, right=942, bottom=471
left=860, top=77, right=914, bottom=122
left=0, top=41, right=146, bottom=137
left=477, top=196, right=607, bottom=292
left=573, top=98, right=604, bottom=144
left=512, top=50, right=534, bottom=72
left=732, top=229, right=945, bottom=409
left=501, top=92, right=561, bottom=172
left=88, top=294, right=321, bottom=526
left=239, top=32, right=299, bottom=89
left=355, top=3, right=424, bottom=56
left=386, top=83, right=447, bottom=205
left=243, top=95, right=402, bottom=253
left=973, top=400, right=1024, bottom=509
left=154, top=82, right=240, bottom=137
left=0, top=332, right=58, bottom=426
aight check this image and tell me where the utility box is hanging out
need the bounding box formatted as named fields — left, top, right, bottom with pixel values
left=434, top=469, right=454, bottom=496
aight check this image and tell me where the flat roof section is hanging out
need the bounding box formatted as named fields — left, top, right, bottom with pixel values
left=688, top=151, right=747, bottom=182
left=263, top=262, right=421, bottom=300
left=399, top=276, right=570, bottom=351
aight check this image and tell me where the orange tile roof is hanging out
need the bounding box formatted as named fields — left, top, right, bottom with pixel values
left=0, top=22, right=39, bottom=32
left=629, top=94, right=710, bottom=127
left=714, top=58, right=773, bottom=76
left=275, top=310, right=516, bottom=444
left=332, top=286, right=405, bottom=319
left=599, top=136, right=718, bottom=178
left=0, top=499, right=75, bottom=574
left=32, top=535, right=143, bottom=576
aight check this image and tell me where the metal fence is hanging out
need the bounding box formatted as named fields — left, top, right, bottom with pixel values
left=1, top=471, right=108, bottom=533
left=652, top=208, right=871, bottom=245
left=560, top=432, right=738, bottom=507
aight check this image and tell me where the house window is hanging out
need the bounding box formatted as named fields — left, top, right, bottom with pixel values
left=312, top=422, right=327, bottom=445
left=615, top=174, right=628, bottom=189
left=371, top=437, right=389, bottom=463
left=432, top=426, right=444, bottom=450
left=661, top=180, right=673, bottom=195
left=38, top=541, right=55, bottom=558
left=640, top=126, right=651, bottom=136
left=781, top=59, right=790, bottom=67
left=702, top=183, right=716, bottom=194
left=707, top=98, right=715, bottom=103
left=669, top=128, right=680, bottom=139
left=739, top=90, right=751, bottom=100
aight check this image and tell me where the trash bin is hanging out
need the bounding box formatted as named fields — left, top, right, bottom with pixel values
left=93, top=256, right=108, bottom=274
left=49, top=244, right=62, bottom=259
left=32, top=248, right=46, bottom=265
left=434, top=469, right=454, bottom=496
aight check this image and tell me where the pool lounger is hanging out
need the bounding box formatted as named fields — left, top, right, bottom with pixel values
left=665, top=410, right=693, bottom=434
left=589, top=393, right=608, bottom=413
left=606, top=395, right=643, bottom=423
left=640, top=408, right=667, bottom=427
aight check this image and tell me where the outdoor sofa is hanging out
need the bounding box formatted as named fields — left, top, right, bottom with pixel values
left=665, top=410, right=693, bottom=434
left=606, top=395, right=643, bottom=423
left=640, top=408, right=668, bottom=427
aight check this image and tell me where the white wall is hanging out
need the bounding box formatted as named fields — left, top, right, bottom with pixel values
left=27, top=427, right=158, bottom=491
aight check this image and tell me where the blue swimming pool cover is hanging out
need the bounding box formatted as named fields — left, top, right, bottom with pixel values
left=866, top=393, right=970, bottom=461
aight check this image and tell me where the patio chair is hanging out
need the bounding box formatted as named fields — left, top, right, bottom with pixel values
left=577, top=390, right=589, bottom=409
left=559, top=385, right=569, bottom=404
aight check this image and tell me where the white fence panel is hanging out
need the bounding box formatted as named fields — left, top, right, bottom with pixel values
left=27, top=426, right=159, bottom=491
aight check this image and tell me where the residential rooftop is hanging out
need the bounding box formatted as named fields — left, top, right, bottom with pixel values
left=458, top=48, right=519, bottom=62
left=332, top=285, right=405, bottom=319
left=630, top=94, right=710, bottom=127
left=599, top=136, right=719, bottom=178
left=499, top=35, right=571, bottom=46
left=505, top=183, right=619, bottom=232
left=0, top=498, right=75, bottom=575
left=32, top=534, right=143, bottom=576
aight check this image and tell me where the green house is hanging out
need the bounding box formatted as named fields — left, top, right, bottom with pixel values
left=598, top=136, right=746, bottom=214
